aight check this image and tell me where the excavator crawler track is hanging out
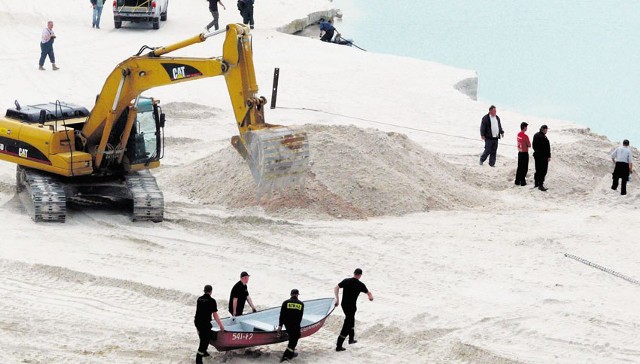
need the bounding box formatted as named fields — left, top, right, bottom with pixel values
left=244, top=128, right=310, bottom=191
left=126, top=170, right=164, bottom=222
left=16, top=166, right=67, bottom=223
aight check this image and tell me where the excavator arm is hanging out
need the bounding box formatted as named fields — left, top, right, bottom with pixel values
left=82, top=24, right=308, bottom=189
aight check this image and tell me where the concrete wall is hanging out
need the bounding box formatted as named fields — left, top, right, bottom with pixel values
left=277, top=9, right=342, bottom=34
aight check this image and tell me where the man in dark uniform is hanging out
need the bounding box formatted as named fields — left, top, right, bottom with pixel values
left=334, top=268, right=374, bottom=352
left=194, top=284, right=225, bottom=364
left=277, top=289, right=304, bottom=362
left=532, top=124, right=551, bottom=191
left=229, top=271, right=257, bottom=316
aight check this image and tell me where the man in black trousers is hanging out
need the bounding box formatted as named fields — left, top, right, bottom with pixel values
left=532, top=125, right=551, bottom=191
left=334, top=268, right=374, bottom=352
left=277, top=289, right=304, bottom=362
left=515, top=122, right=531, bottom=186
left=479, top=105, right=504, bottom=167
left=194, top=285, right=225, bottom=364
left=610, top=139, right=633, bottom=195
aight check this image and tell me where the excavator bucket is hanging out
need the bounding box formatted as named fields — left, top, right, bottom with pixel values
left=234, top=127, right=309, bottom=191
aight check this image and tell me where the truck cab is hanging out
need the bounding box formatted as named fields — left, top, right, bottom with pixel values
left=113, top=0, right=169, bottom=29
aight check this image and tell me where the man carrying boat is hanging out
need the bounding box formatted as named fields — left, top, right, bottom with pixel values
left=277, top=289, right=304, bottom=362
left=229, top=271, right=257, bottom=316
left=194, top=284, right=225, bottom=364
left=334, top=268, right=374, bottom=351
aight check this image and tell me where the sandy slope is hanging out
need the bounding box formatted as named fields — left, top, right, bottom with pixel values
left=1, top=0, right=640, bottom=363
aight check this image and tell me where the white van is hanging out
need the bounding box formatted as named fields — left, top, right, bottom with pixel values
left=113, top=0, right=169, bottom=29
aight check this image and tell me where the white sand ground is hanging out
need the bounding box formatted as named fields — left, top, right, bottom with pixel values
left=1, top=1, right=640, bottom=363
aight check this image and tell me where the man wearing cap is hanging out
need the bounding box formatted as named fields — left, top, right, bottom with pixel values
left=611, top=139, right=633, bottom=195
left=229, top=271, right=257, bottom=317
left=194, top=284, right=225, bottom=364
left=277, top=289, right=304, bottom=362
left=515, top=122, right=532, bottom=186
left=479, top=105, right=505, bottom=167
left=532, top=125, right=551, bottom=191
left=334, top=268, right=374, bottom=352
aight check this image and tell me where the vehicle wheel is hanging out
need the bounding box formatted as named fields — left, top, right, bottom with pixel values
left=161, top=10, right=167, bottom=21
left=114, top=20, right=122, bottom=29
left=152, top=18, right=160, bottom=29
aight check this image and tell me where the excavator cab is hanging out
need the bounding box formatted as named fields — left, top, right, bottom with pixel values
left=127, top=97, right=163, bottom=166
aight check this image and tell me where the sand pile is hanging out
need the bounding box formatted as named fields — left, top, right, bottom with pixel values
left=161, top=102, right=223, bottom=120
left=160, top=124, right=492, bottom=219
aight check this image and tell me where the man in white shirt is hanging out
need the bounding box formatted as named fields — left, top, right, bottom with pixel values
left=479, top=105, right=504, bottom=167
left=611, top=139, right=633, bottom=195
left=39, top=21, right=59, bottom=71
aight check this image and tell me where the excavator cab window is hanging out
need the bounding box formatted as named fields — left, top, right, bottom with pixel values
left=129, top=99, right=162, bottom=165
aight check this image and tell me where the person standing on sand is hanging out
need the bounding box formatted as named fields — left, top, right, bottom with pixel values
left=611, top=139, right=633, bottom=195
left=334, top=268, right=374, bottom=352
left=479, top=105, right=504, bottom=167
left=237, top=0, right=254, bottom=29
left=515, top=122, right=531, bottom=186
left=194, top=284, right=224, bottom=364
left=205, top=0, right=226, bottom=32
left=229, top=271, right=257, bottom=316
left=277, top=289, right=304, bottom=362
left=90, top=0, right=105, bottom=29
left=39, top=21, right=59, bottom=71
left=532, top=125, right=551, bottom=191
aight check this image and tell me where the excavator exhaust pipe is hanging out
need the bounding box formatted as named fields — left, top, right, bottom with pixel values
left=232, top=127, right=310, bottom=192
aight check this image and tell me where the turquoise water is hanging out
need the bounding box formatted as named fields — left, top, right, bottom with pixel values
left=332, top=0, right=639, bottom=144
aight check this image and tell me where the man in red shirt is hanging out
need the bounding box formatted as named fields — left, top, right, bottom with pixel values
left=515, top=122, right=531, bottom=186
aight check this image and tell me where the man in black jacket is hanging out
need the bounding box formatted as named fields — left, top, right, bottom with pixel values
left=479, top=105, right=504, bottom=167
left=194, top=285, right=225, bottom=364
left=532, top=125, right=551, bottom=191
left=277, top=289, right=304, bottom=362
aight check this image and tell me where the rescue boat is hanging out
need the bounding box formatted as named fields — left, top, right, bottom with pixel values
left=210, top=297, right=335, bottom=351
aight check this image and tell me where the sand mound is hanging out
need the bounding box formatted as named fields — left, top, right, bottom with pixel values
left=160, top=124, right=491, bottom=219
left=162, top=102, right=223, bottom=120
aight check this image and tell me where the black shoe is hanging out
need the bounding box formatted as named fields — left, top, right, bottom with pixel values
left=292, top=352, right=299, bottom=358
left=514, top=180, right=520, bottom=185
left=202, top=351, right=210, bottom=357
left=611, top=186, right=617, bottom=190
left=520, top=182, right=527, bottom=186
left=539, top=186, right=548, bottom=191
left=348, top=339, right=358, bottom=344
left=336, top=347, right=346, bottom=352
left=280, top=357, right=289, bottom=363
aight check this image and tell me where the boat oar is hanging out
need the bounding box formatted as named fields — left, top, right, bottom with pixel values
left=335, top=34, right=367, bottom=52
left=348, top=41, right=367, bottom=52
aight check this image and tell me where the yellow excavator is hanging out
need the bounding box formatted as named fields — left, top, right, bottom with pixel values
left=0, top=24, right=309, bottom=222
